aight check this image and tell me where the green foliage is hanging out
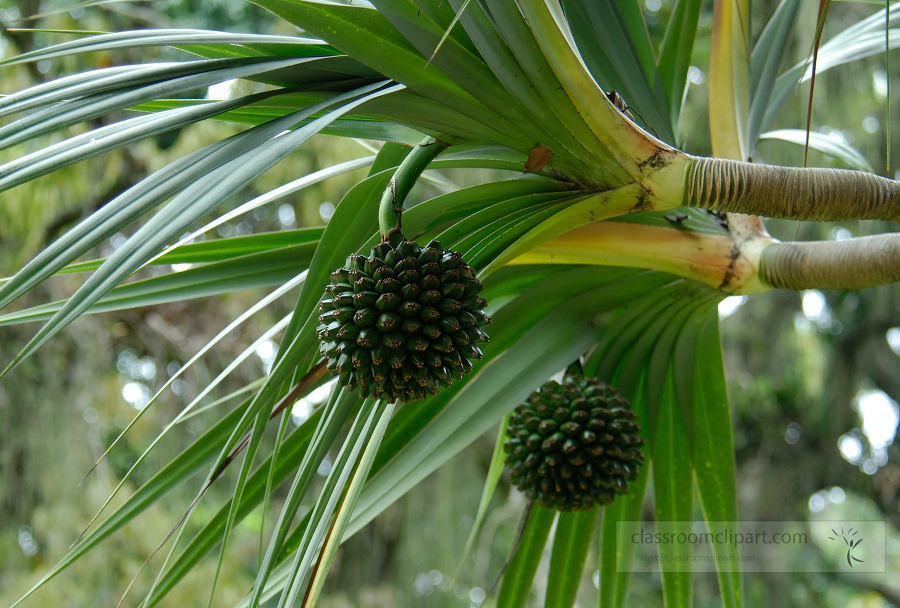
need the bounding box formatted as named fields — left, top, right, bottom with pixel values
left=496, top=504, right=556, bottom=608
left=0, top=0, right=897, bottom=607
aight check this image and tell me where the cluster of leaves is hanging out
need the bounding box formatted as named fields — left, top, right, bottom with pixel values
left=0, top=0, right=898, bottom=606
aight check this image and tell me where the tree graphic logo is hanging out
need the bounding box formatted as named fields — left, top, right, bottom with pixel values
left=829, top=527, right=864, bottom=567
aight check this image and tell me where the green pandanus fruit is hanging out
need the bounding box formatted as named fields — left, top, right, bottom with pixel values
left=316, top=136, right=493, bottom=403
left=504, top=376, right=645, bottom=511
left=315, top=235, right=491, bottom=402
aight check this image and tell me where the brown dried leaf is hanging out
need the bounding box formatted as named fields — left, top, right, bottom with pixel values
left=524, top=144, right=554, bottom=173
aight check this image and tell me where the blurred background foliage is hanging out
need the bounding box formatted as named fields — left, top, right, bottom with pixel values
left=0, top=0, right=899, bottom=606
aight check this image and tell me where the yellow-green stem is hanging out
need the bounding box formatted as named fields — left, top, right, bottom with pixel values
left=511, top=221, right=773, bottom=294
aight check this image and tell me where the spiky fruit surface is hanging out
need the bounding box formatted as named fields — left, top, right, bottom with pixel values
left=504, top=376, right=645, bottom=511
left=316, top=236, right=491, bottom=403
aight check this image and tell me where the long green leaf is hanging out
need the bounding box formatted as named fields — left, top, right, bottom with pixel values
left=453, top=413, right=510, bottom=584
left=646, top=294, right=708, bottom=440
left=747, top=0, right=803, bottom=147
left=370, top=0, right=587, bottom=174
left=0, top=29, right=337, bottom=66
left=0, top=58, right=309, bottom=152
left=55, top=228, right=324, bottom=275
left=562, top=0, right=675, bottom=143
left=149, top=155, right=374, bottom=267
left=0, top=244, right=315, bottom=325
left=482, top=0, right=628, bottom=184
left=651, top=368, right=693, bottom=608
left=0, top=133, right=260, bottom=311
left=418, top=0, right=483, bottom=57
left=275, top=397, right=384, bottom=607
left=759, top=129, right=874, bottom=172
left=544, top=507, right=598, bottom=608
left=252, top=0, right=536, bottom=152
left=403, top=177, right=570, bottom=243
left=497, top=505, right=556, bottom=608
left=1, top=80, right=400, bottom=375
left=465, top=202, right=570, bottom=271
left=591, top=281, right=693, bottom=380
left=0, top=152, right=363, bottom=309
left=301, top=399, right=395, bottom=608
left=446, top=0, right=602, bottom=176
left=0, top=62, right=190, bottom=118
left=672, top=307, right=706, bottom=449
left=691, top=310, right=742, bottom=608
left=659, top=0, right=705, bottom=132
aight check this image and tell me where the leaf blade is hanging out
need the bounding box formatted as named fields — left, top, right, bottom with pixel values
left=497, top=505, right=556, bottom=608
left=544, top=507, right=598, bottom=608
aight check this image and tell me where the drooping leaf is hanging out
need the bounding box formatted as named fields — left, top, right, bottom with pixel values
left=496, top=505, right=556, bottom=608
left=759, top=129, right=873, bottom=172
left=251, top=0, right=536, bottom=152
left=562, top=0, right=675, bottom=143
left=482, top=0, right=627, bottom=184
left=544, top=507, right=598, bottom=608
left=300, top=399, right=395, bottom=608
left=245, top=388, right=361, bottom=608
left=0, top=29, right=337, bottom=66
left=659, top=0, right=705, bottom=133
left=708, top=0, right=750, bottom=161
left=763, top=5, right=900, bottom=133
left=747, top=0, right=803, bottom=148
left=651, top=369, right=694, bottom=608
left=55, top=228, right=325, bottom=275
left=452, top=413, right=510, bottom=584
left=1, top=80, right=401, bottom=375
left=0, top=58, right=311, bottom=150
left=446, top=0, right=604, bottom=178
left=690, top=311, right=742, bottom=608
left=0, top=244, right=316, bottom=325
left=369, top=0, right=588, bottom=173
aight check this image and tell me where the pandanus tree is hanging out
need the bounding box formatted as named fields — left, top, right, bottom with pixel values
left=1, top=0, right=899, bottom=605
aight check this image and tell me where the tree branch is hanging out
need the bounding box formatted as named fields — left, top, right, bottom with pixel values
left=760, top=234, right=900, bottom=290
left=686, top=156, right=900, bottom=222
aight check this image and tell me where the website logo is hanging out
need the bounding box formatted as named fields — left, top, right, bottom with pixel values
left=828, top=527, right=864, bottom=567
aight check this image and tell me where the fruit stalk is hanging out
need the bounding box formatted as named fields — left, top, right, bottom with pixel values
left=378, top=136, right=449, bottom=240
